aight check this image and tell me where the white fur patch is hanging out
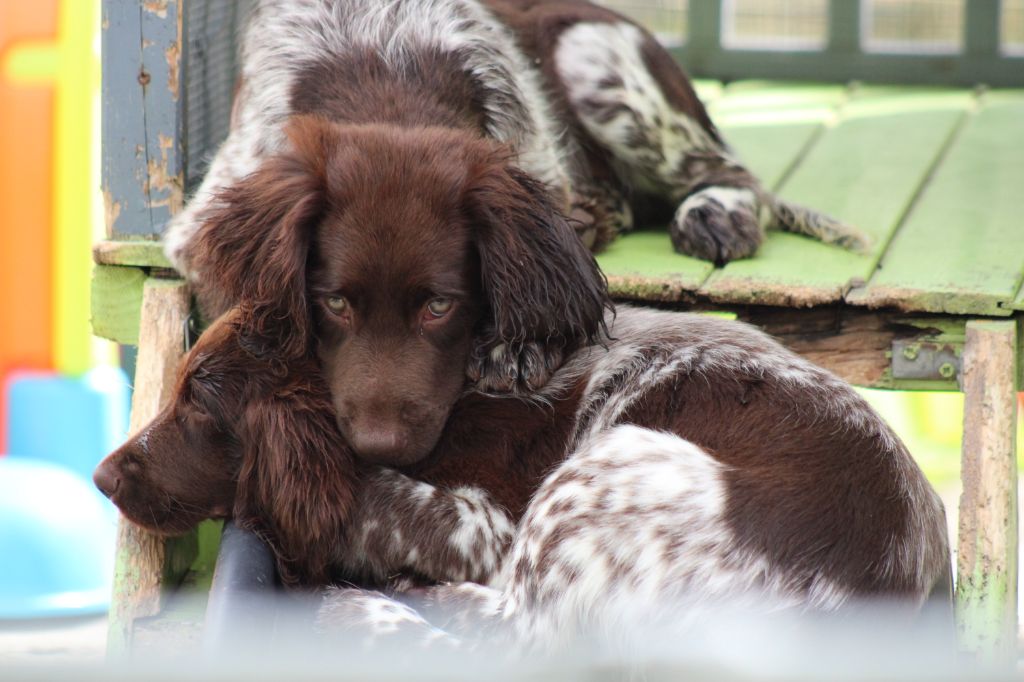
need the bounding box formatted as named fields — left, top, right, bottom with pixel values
left=679, top=186, right=755, bottom=215
left=675, top=185, right=774, bottom=231
left=497, top=425, right=749, bottom=650
left=554, top=21, right=722, bottom=194
left=317, top=587, right=458, bottom=649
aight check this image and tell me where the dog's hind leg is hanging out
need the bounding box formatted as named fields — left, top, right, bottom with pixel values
left=493, top=424, right=783, bottom=652
left=553, top=20, right=867, bottom=262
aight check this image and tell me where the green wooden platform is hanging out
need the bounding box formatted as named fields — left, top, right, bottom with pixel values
left=599, top=81, right=1024, bottom=319
left=93, top=82, right=1024, bottom=392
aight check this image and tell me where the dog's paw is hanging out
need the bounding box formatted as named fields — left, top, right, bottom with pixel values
left=466, top=341, right=564, bottom=393
left=568, top=189, right=633, bottom=252
left=670, top=187, right=764, bottom=264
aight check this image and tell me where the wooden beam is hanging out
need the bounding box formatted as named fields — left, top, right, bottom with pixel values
left=107, top=277, right=192, bottom=656
left=652, top=302, right=969, bottom=391
left=955, top=319, right=1019, bottom=665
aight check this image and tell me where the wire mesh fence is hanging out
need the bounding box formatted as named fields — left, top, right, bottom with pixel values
left=183, top=0, right=255, bottom=191
left=598, top=0, right=689, bottom=43
left=862, top=0, right=965, bottom=53
left=172, top=0, right=1023, bottom=184
left=1003, top=0, right=1024, bottom=54
left=604, top=0, right=1024, bottom=56
left=722, top=0, right=829, bottom=50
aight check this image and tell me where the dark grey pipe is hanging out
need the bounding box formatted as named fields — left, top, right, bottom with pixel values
left=202, top=521, right=279, bottom=653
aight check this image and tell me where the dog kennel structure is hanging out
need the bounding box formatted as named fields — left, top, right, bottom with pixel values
left=93, top=0, right=1023, bottom=665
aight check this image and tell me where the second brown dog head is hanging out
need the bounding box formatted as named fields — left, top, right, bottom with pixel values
left=93, top=310, right=356, bottom=585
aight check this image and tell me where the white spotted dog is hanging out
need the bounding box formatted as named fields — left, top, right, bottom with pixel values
left=540, top=13, right=868, bottom=260
left=165, top=1, right=867, bottom=376
left=316, top=305, right=950, bottom=653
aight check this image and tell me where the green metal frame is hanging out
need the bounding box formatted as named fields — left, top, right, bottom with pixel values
left=674, top=0, right=1022, bottom=87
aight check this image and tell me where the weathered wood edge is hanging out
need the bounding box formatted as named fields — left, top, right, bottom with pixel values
left=845, top=284, right=1017, bottom=317
left=611, top=274, right=1021, bottom=318
left=605, top=274, right=701, bottom=303
left=955, top=319, right=1019, bottom=666
left=94, top=239, right=173, bottom=268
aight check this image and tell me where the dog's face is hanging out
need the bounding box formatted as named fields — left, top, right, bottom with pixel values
left=309, top=166, right=482, bottom=466
left=92, top=315, right=247, bottom=535
left=191, top=117, right=610, bottom=468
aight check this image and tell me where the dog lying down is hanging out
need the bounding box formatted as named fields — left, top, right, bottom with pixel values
left=94, top=305, right=950, bottom=651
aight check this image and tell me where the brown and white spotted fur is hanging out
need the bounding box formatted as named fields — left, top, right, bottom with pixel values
left=164, top=0, right=867, bottom=384
left=314, top=305, right=949, bottom=652
left=95, top=306, right=949, bottom=653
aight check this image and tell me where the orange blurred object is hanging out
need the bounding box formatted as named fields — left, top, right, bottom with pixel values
left=0, top=0, right=59, bottom=447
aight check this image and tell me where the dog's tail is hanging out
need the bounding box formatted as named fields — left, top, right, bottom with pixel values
left=765, top=194, right=872, bottom=253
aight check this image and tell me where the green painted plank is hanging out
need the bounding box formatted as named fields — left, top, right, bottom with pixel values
left=712, top=81, right=848, bottom=189
left=598, top=230, right=713, bottom=300
left=849, top=92, right=1024, bottom=316
left=701, top=87, right=974, bottom=307
left=91, top=265, right=146, bottom=345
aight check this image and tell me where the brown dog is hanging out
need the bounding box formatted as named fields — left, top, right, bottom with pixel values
left=95, top=305, right=950, bottom=620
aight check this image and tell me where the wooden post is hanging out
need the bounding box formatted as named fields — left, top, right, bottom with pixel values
left=956, top=319, right=1019, bottom=665
left=106, top=277, right=191, bottom=656
left=102, top=0, right=185, bottom=239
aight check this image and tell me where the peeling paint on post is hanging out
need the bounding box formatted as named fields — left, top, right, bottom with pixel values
left=102, top=0, right=184, bottom=239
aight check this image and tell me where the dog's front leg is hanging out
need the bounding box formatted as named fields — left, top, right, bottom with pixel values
left=336, top=468, right=515, bottom=586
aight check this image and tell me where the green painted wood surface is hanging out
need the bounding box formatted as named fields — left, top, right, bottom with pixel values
left=598, top=231, right=713, bottom=300
left=712, top=81, right=848, bottom=189
left=91, top=265, right=147, bottom=345
left=600, top=81, right=849, bottom=296
left=850, top=91, right=1024, bottom=316
left=701, top=87, right=974, bottom=307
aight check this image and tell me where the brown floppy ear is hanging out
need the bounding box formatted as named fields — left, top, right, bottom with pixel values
left=233, top=374, right=357, bottom=586
left=190, top=116, right=339, bottom=359
left=465, top=162, right=611, bottom=388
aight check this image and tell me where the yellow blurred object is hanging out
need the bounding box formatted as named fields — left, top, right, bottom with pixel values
left=53, top=0, right=102, bottom=375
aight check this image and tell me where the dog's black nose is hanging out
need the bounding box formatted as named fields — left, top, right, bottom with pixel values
left=93, top=462, right=120, bottom=498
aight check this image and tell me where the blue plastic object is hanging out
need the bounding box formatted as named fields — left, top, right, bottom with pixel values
left=5, top=366, right=131, bottom=480
left=0, top=457, right=117, bottom=618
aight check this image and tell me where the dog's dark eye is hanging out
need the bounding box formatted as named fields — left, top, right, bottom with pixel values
left=425, top=297, right=453, bottom=318
left=325, top=295, right=349, bottom=314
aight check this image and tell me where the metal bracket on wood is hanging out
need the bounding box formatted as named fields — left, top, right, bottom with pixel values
left=891, top=340, right=962, bottom=383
